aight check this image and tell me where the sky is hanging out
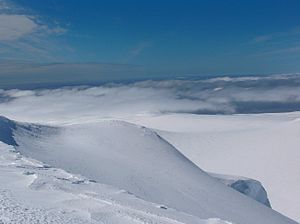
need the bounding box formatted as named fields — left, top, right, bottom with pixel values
left=0, top=0, right=300, bottom=85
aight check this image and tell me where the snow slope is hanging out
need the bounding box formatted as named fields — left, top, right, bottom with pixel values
left=127, top=113, right=300, bottom=222
left=0, top=142, right=226, bottom=224
left=0, top=116, right=297, bottom=224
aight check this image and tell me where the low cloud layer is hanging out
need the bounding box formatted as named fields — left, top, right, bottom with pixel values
left=0, top=74, right=300, bottom=123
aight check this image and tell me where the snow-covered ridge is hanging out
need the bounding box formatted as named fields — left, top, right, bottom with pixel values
left=0, top=116, right=297, bottom=224
left=129, top=113, right=300, bottom=221
left=1, top=115, right=272, bottom=208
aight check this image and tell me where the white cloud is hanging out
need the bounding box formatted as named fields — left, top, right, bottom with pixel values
left=250, top=28, right=300, bottom=58
left=251, top=28, right=300, bottom=44
left=258, top=45, right=300, bottom=56
left=252, top=35, right=273, bottom=44
left=0, top=14, right=38, bottom=41
left=0, top=0, right=68, bottom=60
left=122, top=41, right=152, bottom=63
left=131, top=41, right=152, bottom=56
left=0, top=0, right=12, bottom=11
left=1, top=74, right=300, bottom=124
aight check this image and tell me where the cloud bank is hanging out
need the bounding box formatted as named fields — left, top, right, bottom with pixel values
left=1, top=74, right=300, bottom=123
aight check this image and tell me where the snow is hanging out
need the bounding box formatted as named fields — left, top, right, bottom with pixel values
left=127, top=112, right=300, bottom=222
left=0, top=142, right=229, bottom=224
left=0, top=81, right=300, bottom=223
left=210, top=173, right=271, bottom=207
left=0, top=116, right=297, bottom=224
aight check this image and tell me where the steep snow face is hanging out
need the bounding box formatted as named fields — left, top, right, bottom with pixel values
left=0, top=116, right=18, bottom=146
left=127, top=113, right=300, bottom=222
left=0, top=117, right=296, bottom=224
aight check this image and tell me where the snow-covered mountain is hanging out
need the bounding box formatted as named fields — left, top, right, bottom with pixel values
left=128, top=112, right=300, bottom=222
left=0, top=116, right=297, bottom=224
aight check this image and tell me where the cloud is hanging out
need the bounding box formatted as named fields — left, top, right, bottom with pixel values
left=131, top=41, right=152, bottom=56
left=1, top=74, right=300, bottom=123
left=258, top=45, right=300, bottom=56
left=251, top=35, right=273, bottom=44
left=251, top=28, right=300, bottom=44
left=0, top=0, right=68, bottom=61
left=0, top=14, right=38, bottom=40
left=249, top=28, right=300, bottom=59
left=122, top=41, right=152, bottom=63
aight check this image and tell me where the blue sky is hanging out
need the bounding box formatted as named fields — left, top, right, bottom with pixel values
left=1, top=0, right=300, bottom=82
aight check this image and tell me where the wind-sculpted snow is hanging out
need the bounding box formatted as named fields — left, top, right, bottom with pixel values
left=0, top=116, right=18, bottom=145
left=0, top=116, right=297, bottom=224
left=130, top=113, right=300, bottom=222
left=0, top=142, right=232, bottom=224
left=210, top=173, right=271, bottom=207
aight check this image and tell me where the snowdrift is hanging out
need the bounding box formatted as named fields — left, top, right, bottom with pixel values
left=0, top=116, right=297, bottom=224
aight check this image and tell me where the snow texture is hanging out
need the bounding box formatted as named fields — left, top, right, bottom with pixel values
left=0, top=116, right=297, bottom=224
left=128, top=113, right=300, bottom=221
